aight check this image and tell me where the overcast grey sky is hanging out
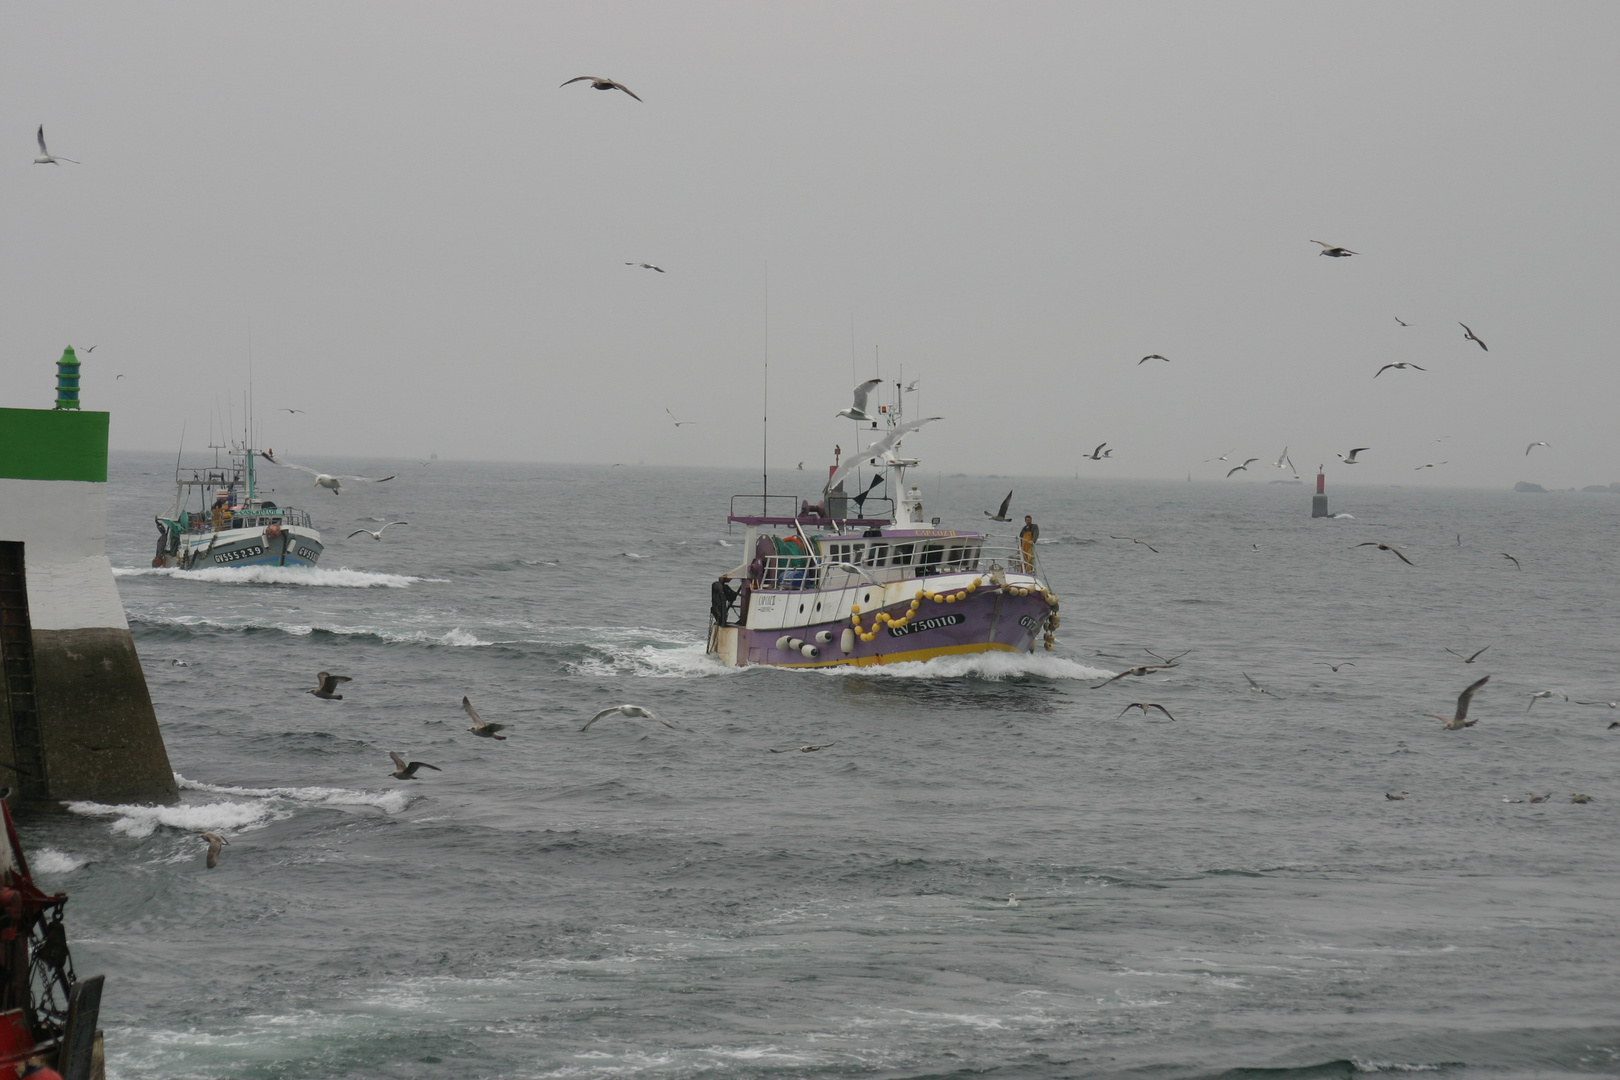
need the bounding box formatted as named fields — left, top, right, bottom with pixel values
left=5, top=2, right=1617, bottom=489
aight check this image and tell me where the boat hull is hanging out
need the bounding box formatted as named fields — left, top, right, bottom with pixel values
left=168, top=525, right=324, bottom=570
left=711, top=583, right=1055, bottom=668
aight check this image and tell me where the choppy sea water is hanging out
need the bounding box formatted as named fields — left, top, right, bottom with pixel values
left=21, top=453, right=1620, bottom=1080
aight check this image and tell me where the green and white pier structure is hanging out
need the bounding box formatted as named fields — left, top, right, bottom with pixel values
left=0, top=347, right=177, bottom=809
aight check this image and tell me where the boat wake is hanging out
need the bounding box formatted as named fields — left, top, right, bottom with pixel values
left=804, top=652, right=1112, bottom=681
left=562, top=628, right=731, bottom=678
left=66, top=774, right=411, bottom=838
left=115, top=565, right=430, bottom=588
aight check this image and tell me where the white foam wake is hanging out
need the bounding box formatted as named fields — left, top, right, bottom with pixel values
left=65, top=774, right=411, bottom=838
left=66, top=798, right=277, bottom=838
left=115, top=566, right=428, bottom=588
left=804, top=651, right=1113, bottom=681
left=176, top=774, right=412, bottom=815
left=29, top=847, right=89, bottom=874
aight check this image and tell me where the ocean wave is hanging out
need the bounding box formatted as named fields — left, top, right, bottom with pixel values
left=177, top=775, right=412, bottom=815
left=29, top=847, right=89, bottom=874
left=130, top=612, right=491, bottom=648
left=804, top=652, right=1112, bottom=681
left=66, top=774, right=411, bottom=838
left=114, top=566, right=429, bottom=588
left=66, top=797, right=279, bottom=838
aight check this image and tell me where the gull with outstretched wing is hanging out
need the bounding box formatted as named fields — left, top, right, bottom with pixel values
left=260, top=451, right=395, bottom=494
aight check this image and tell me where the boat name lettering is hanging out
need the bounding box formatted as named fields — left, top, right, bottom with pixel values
left=1019, top=615, right=1040, bottom=629
left=887, top=613, right=964, bottom=637
left=214, top=546, right=264, bottom=563
left=754, top=595, right=778, bottom=611
left=297, top=547, right=319, bottom=561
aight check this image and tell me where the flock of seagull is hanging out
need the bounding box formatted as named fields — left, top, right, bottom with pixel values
left=1072, top=242, right=1544, bottom=478
left=198, top=676, right=681, bottom=867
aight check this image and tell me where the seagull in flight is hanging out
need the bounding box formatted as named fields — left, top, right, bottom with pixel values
left=260, top=452, right=395, bottom=493
left=1355, top=541, right=1414, bottom=565
left=837, top=378, right=884, bottom=422
left=1138, top=354, right=1169, bottom=364
left=1414, top=461, right=1448, bottom=470
left=1525, top=441, right=1550, bottom=455
left=768, top=742, right=836, bottom=753
left=1243, top=672, right=1283, bottom=697
left=1084, top=442, right=1111, bottom=460
left=280, top=408, right=305, bottom=414
left=627, top=262, right=664, bottom=272
left=1316, top=661, right=1355, bottom=672
left=1116, top=702, right=1176, bottom=721
left=1226, top=458, right=1260, bottom=477
left=1204, top=448, right=1236, bottom=463
left=1527, top=689, right=1568, bottom=713
left=1273, top=447, right=1295, bottom=473
left=1459, top=323, right=1488, bottom=351
left=1501, top=552, right=1520, bottom=569
left=347, top=521, right=408, bottom=541
left=1445, top=645, right=1491, bottom=663
left=1338, top=447, right=1370, bottom=464
left=306, top=671, right=351, bottom=700
left=462, top=696, right=510, bottom=739
left=33, top=125, right=79, bottom=164
left=665, top=408, right=694, bottom=427
left=561, top=76, right=641, bottom=101
left=1089, top=663, right=1176, bottom=690
left=985, top=491, right=1013, bottom=522
left=1374, top=363, right=1426, bottom=378
left=199, top=832, right=228, bottom=869
left=1110, top=536, right=1159, bottom=553
left=1311, top=240, right=1357, bottom=257
left=388, top=752, right=442, bottom=779
left=1424, top=675, right=1490, bottom=729
left=581, top=704, right=673, bottom=731
left=1394, top=316, right=1410, bottom=327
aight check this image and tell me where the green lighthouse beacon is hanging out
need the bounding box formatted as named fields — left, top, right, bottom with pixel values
left=54, top=345, right=81, bottom=410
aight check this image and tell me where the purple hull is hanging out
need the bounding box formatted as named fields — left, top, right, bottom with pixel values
left=728, top=587, right=1054, bottom=668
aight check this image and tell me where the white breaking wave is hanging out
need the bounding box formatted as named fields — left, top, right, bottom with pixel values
left=805, top=651, right=1112, bottom=681
left=67, top=798, right=278, bottom=838
left=29, top=847, right=89, bottom=874
left=66, top=774, right=411, bottom=838
left=177, top=775, right=412, bottom=815
left=115, top=566, right=429, bottom=588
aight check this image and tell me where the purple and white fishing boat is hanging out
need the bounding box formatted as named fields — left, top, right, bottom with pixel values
left=708, top=384, right=1059, bottom=668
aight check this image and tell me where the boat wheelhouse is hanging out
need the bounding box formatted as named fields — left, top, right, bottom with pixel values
left=707, top=387, right=1058, bottom=668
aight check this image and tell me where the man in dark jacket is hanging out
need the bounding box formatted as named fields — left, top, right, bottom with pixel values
left=711, top=575, right=739, bottom=626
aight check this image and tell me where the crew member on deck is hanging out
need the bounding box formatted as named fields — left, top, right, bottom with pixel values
left=1019, top=514, right=1040, bottom=571
left=711, top=574, right=739, bottom=627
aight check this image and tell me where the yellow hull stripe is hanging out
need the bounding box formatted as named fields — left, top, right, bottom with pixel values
left=762, top=641, right=1023, bottom=669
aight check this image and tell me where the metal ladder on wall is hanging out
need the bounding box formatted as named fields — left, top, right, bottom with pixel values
left=0, top=543, right=50, bottom=803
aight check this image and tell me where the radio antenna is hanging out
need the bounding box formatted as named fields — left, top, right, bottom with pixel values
left=761, top=263, right=769, bottom=505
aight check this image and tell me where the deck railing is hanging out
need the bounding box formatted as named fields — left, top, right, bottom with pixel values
left=751, top=537, right=1041, bottom=591
left=186, top=507, right=313, bottom=533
